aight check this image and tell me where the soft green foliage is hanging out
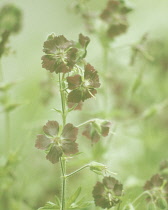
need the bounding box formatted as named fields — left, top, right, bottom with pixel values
left=0, top=0, right=168, bottom=210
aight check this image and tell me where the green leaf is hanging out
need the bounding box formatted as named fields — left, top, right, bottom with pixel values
left=54, top=195, right=61, bottom=208
left=131, top=71, right=143, bottom=95
left=52, top=108, right=62, bottom=114
left=4, top=103, right=21, bottom=112
left=37, top=201, right=59, bottom=210
left=0, top=81, right=15, bottom=91
left=67, top=187, right=82, bottom=208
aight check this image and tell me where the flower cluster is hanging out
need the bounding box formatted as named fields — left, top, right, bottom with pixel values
left=100, top=0, right=132, bottom=39
left=71, top=0, right=132, bottom=41
left=92, top=176, right=123, bottom=209
left=35, top=121, right=78, bottom=164
left=67, top=63, right=100, bottom=103
left=41, top=33, right=101, bottom=104
left=144, top=174, right=168, bottom=208
left=82, top=119, right=111, bottom=144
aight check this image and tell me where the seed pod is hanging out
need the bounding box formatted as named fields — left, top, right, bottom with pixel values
left=156, top=197, right=167, bottom=209
left=148, top=202, right=156, bottom=210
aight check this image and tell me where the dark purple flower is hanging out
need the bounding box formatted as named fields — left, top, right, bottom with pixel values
left=92, top=176, right=123, bottom=209
left=35, top=121, right=78, bottom=164
left=67, top=63, right=100, bottom=103
left=82, top=120, right=111, bottom=144
left=42, top=34, right=78, bottom=74
left=144, top=174, right=168, bottom=207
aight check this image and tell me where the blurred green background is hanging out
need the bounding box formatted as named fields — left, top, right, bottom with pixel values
left=0, top=0, right=168, bottom=209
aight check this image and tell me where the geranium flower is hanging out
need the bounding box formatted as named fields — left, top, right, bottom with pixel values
left=92, top=176, right=123, bottom=209
left=82, top=119, right=111, bottom=144
left=99, top=0, right=131, bottom=39
left=67, top=63, right=100, bottom=103
left=42, top=34, right=78, bottom=74
left=35, top=121, right=78, bottom=164
left=144, top=174, right=168, bottom=206
left=41, top=33, right=90, bottom=74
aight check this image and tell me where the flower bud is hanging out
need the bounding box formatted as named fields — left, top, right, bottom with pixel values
left=89, top=161, right=107, bottom=175
left=156, top=197, right=167, bottom=209
left=147, top=202, right=156, bottom=210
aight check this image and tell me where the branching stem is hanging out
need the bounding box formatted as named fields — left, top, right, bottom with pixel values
left=65, top=164, right=89, bottom=178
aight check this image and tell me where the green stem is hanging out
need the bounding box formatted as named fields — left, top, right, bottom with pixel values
left=77, top=119, right=95, bottom=128
left=5, top=111, right=10, bottom=154
left=60, top=158, right=66, bottom=210
left=132, top=191, right=152, bottom=205
left=0, top=59, right=3, bottom=81
left=117, top=202, right=121, bottom=210
left=59, top=73, right=66, bottom=126
left=103, top=46, right=108, bottom=72
left=59, top=72, right=67, bottom=210
left=65, top=164, right=89, bottom=178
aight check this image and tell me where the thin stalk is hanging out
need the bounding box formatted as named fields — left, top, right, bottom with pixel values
left=77, top=119, right=95, bottom=128
left=103, top=46, right=108, bottom=72
left=65, top=164, right=89, bottom=178
left=5, top=111, right=10, bottom=153
left=59, top=73, right=67, bottom=210
left=59, top=73, right=66, bottom=126
left=0, top=59, right=3, bottom=81
left=60, top=158, right=66, bottom=210
left=132, top=191, right=152, bottom=205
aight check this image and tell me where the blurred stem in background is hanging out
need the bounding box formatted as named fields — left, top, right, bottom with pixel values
left=0, top=60, right=11, bottom=154
left=0, top=60, right=3, bottom=81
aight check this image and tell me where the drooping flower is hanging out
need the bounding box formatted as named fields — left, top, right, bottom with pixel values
left=82, top=119, right=111, bottom=144
left=144, top=174, right=168, bottom=207
left=67, top=63, right=100, bottom=103
left=35, top=121, right=78, bottom=164
left=92, top=176, right=123, bottom=209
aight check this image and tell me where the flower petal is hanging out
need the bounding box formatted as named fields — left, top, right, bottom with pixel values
left=62, top=140, right=78, bottom=156
left=62, top=123, right=78, bottom=141
left=113, top=183, right=123, bottom=196
left=67, top=75, right=82, bottom=90
left=68, top=102, right=83, bottom=111
left=68, top=89, right=82, bottom=103
left=79, top=33, right=90, bottom=48
left=92, top=182, right=111, bottom=209
left=103, top=176, right=118, bottom=190
left=84, top=64, right=100, bottom=88
left=43, top=121, right=59, bottom=137
left=101, top=121, right=111, bottom=137
left=46, top=145, right=63, bottom=164
left=151, top=174, right=163, bottom=187
left=82, top=88, right=97, bottom=101
left=35, top=134, right=51, bottom=150
left=82, top=125, right=100, bottom=143
left=41, top=55, right=57, bottom=73
left=107, top=23, right=128, bottom=38
left=43, top=35, right=72, bottom=54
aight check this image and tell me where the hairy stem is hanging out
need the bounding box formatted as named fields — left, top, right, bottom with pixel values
left=132, top=191, right=152, bottom=205
left=59, top=73, right=66, bottom=126
left=65, top=164, right=89, bottom=178
left=59, top=73, right=67, bottom=210
left=60, top=158, right=66, bottom=210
